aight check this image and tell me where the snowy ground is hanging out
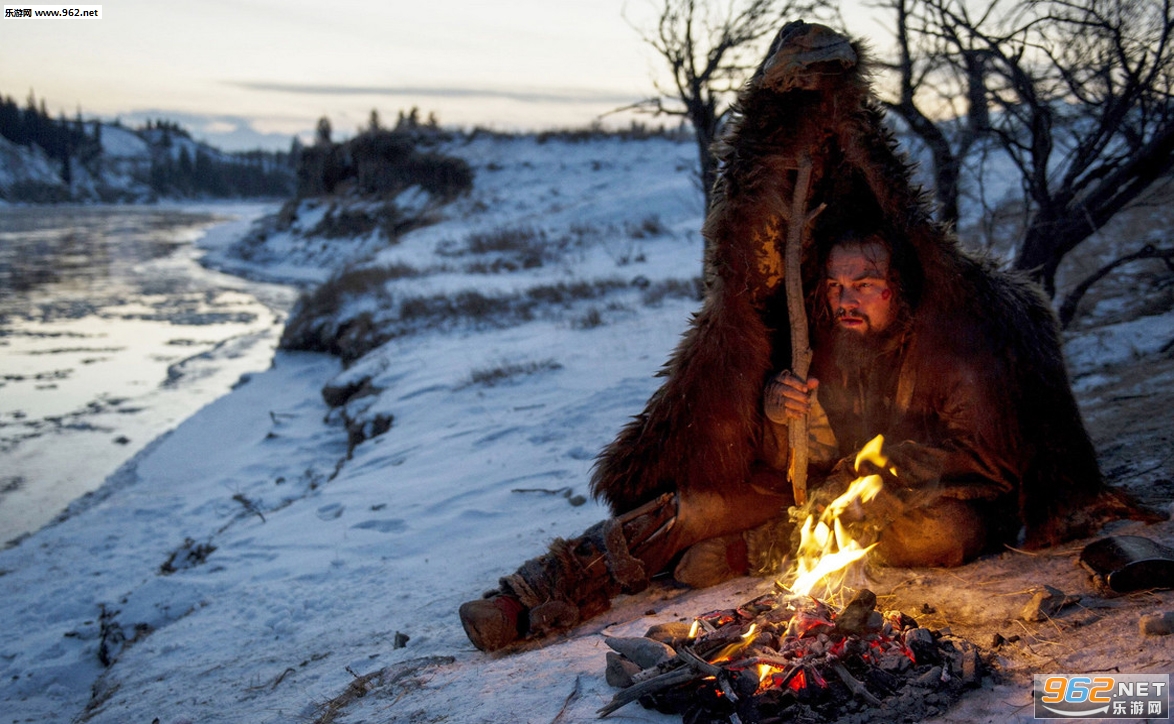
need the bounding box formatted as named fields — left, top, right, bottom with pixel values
left=1, top=135, right=1172, bottom=724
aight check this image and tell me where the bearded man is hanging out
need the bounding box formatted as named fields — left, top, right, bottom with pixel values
left=458, top=21, right=1153, bottom=653
left=760, top=233, right=1014, bottom=569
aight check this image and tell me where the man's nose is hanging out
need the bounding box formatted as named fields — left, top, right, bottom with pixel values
left=839, top=288, right=861, bottom=308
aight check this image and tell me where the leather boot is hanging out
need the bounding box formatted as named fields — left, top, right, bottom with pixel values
left=459, top=595, right=527, bottom=652
left=458, top=492, right=679, bottom=651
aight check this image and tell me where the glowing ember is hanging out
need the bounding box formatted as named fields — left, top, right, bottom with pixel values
left=600, top=587, right=984, bottom=723
left=782, top=435, right=889, bottom=600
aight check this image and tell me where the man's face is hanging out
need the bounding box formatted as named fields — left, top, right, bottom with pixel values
left=825, top=241, right=896, bottom=335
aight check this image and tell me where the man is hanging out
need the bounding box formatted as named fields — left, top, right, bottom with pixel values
left=761, top=233, right=1009, bottom=567
left=458, top=21, right=1145, bottom=652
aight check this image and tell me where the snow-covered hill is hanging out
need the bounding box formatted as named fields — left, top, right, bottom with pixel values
left=1, top=134, right=1171, bottom=724
left=0, top=121, right=291, bottom=203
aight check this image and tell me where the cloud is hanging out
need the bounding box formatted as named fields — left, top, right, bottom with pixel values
left=229, top=81, right=638, bottom=106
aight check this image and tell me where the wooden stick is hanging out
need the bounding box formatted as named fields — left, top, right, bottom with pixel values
left=830, top=660, right=883, bottom=706
left=595, top=666, right=700, bottom=718
left=785, top=155, right=817, bottom=505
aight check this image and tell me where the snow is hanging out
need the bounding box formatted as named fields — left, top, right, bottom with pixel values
left=1066, top=310, right=1174, bottom=377
left=0, top=134, right=65, bottom=191
left=2, top=134, right=1172, bottom=724
left=99, top=125, right=150, bottom=160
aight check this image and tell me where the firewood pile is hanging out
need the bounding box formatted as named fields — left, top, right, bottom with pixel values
left=599, top=587, right=984, bottom=724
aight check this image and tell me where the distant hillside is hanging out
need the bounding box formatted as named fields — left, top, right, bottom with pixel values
left=0, top=92, right=295, bottom=203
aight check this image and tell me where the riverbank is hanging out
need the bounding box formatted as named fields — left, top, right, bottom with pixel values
left=0, top=202, right=294, bottom=543
left=1, top=136, right=1171, bottom=724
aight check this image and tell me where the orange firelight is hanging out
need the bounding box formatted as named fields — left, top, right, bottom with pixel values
left=782, top=435, right=891, bottom=601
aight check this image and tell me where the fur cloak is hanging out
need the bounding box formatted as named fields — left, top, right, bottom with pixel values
left=589, top=21, right=1115, bottom=548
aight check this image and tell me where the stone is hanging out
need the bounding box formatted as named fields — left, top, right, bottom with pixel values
left=603, top=636, right=675, bottom=669
left=605, top=652, right=642, bottom=688
left=1020, top=585, right=1081, bottom=622
left=643, top=621, right=693, bottom=647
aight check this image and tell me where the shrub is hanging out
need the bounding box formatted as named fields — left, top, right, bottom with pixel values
left=296, top=128, right=473, bottom=201
left=280, top=263, right=417, bottom=356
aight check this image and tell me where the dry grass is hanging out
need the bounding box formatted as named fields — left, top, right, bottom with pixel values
left=464, top=358, right=563, bottom=388
left=626, top=214, right=667, bottom=239
left=642, top=277, right=705, bottom=305
left=284, top=277, right=634, bottom=364
left=437, top=225, right=576, bottom=272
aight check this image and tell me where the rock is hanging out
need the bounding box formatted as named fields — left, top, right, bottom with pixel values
left=346, top=412, right=394, bottom=455
left=604, top=636, right=675, bottom=669
left=605, top=652, right=642, bottom=688
left=643, top=621, right=694, bottom=646
left=321, top=375, right=379, bottom=408
left=1139, top=611, right=1174, bottom=636
left=1020, top=585, right=1081, bottom=622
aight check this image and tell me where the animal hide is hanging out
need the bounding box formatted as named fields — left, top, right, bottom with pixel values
left=589, top=21, right=1114, bottom=548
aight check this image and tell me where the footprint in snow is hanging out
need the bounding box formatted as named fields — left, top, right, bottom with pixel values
left=351, top=519, right=407, bottom=533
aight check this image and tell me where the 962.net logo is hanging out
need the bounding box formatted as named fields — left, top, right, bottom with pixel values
left=1034, top=674, right=1169, bottom=719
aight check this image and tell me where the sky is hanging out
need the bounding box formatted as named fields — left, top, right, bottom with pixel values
left=0, top=0, right=889, bottom=151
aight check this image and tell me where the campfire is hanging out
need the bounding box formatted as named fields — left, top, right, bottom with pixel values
left=599, top=436, right=984, bottom=723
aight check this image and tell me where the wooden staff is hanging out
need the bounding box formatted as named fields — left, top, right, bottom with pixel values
left=784, top=155, right=820, bottom=505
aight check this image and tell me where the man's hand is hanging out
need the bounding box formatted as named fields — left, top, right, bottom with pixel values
left=763, top=371, right=818, bottom=424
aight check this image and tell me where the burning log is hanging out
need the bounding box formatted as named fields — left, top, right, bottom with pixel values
left=599, top=587, right=983, bottom=723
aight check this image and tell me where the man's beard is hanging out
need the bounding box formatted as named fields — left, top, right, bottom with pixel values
left=830, top=316, right=903, bottom=376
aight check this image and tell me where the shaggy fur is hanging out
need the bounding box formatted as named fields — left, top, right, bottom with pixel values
left=590, top=21, right=1118, bottom=548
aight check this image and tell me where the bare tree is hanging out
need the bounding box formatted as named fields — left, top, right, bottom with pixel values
left=880, top=0, right=1174, bottom=298
left=875, top=0, right=993, bottom=226
left=626, top=0, right=828, bottom=212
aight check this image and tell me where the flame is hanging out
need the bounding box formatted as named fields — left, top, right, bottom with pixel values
left=711, top=623, right=759, bottom=663
left=782, top=435, right=889, bottom=600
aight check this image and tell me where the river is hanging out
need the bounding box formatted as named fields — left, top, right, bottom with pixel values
left=0, top=203, right=298, bottom=544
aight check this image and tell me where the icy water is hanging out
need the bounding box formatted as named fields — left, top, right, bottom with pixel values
left=0, top=204, right=296, bottom=544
